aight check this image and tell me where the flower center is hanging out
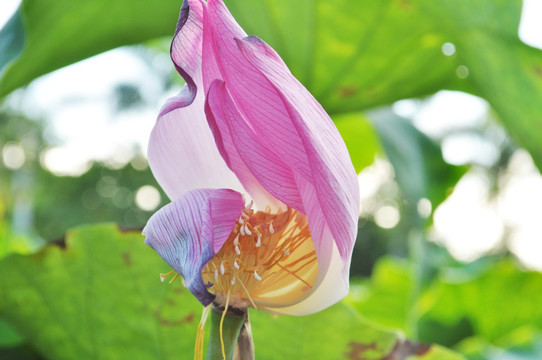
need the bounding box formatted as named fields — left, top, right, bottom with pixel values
left=201, top=203, right=318, bottom=310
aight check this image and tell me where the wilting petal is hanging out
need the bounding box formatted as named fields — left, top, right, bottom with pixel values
left=200, top=0, right=359, bottom=291
left=148, top=0, right=360, bottom=315
left=234, top=35, right=360, bottom=265
left=148, top=87, right=243, bottom=201
left=143, top=188, right=244, bottom=305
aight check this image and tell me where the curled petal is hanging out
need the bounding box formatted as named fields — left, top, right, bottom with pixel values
left=151, top=0, right=360, bottom=314
left=143, top=188, right=244, bottom=305
left=162, top=0, right=205, bottom=116
left=150, top=0, right=243, bottom=200
left=201, top=0, right=359, bottom=294
left=234, top=35, right=360, bottom=267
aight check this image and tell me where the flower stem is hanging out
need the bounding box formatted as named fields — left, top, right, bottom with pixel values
left=206, top=305, right=247, bottom=360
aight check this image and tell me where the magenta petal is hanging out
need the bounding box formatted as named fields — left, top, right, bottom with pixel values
left=143, top=188, right=244, bottom=306
left=197, top=0, right=359, bottom=282
left=233, top=35, right=360, bottom=267
left=205, top=80, right=300, bottom=210
left=149, top=0, right=360, bottom=313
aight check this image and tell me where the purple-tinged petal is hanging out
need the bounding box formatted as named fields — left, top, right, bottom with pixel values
left=142, top=188, right=244, bottom=305
left=149, top=0, right=360, bottom=314
left=205, top=80, right=297, bottom=210
left=161, top=0, right=204, bottom=116
left=233, top=34, right=359, bottom=278
left=205, top=78, right=354, bottom=313
left=148, top=87, right=244, bottom=201
left=201, top=0, right=358, bottom=272
left=198, top=0, right=359, bottom=309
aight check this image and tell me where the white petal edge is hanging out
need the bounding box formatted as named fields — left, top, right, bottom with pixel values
left=262, top=240, right=348, bottom=316
left=148, top=87, right=245, bottom=201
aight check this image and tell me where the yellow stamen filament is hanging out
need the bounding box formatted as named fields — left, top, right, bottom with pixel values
left=169, top=273, right=180, bottom=284
left=160, top=269, right=176, bottom=282
left=194, top=305, right=211, bottom=360
left=235, top=275, right=257, bottom=309
left=220, top=289, right=231, bottom=360
left=202, top=206, right=318, bottom=309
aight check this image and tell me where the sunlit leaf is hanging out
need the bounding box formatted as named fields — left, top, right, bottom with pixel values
left=0, top=0, right=180, bottom=96
left=1, top=0, right=541, bottom=173
left=0, top=224, right=465, bottom=359
left=370, top=108, right=465, bottom=209
left=252, top=302, right=464, bottom=360
left=334, top=112, right=381, bottom=173
left=347, top=257, right=414, bottom=333
left=0, top=10, right=24, bottom=75
left=425, top=260, right=542, bottom=343
left=457, top=328, right=542, bottom=360
left=0, top=224, right=202, bottom=359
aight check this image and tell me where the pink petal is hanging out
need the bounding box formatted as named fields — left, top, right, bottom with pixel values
left=143, top=188, right=244, bottom=305
left=235, top=36, right=360, bottom=262
left=157, top=0, right=360, bottom=313
left=201, top=0, right=359, bottom=271
left=236, top=35, right=359, bottom=276
left=205, top=79, right=299, bottom=210
left=200, top=0, right=247, bottom=91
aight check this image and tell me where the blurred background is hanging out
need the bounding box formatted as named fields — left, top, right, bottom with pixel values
left=1, top=0, right=541, bottom=359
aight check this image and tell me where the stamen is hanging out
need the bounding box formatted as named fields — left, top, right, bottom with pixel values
left=235, top=275, right=257, bottom=309
left=201, top=207, right=318, bottom=310
left=245, top=200, right=253, bottom=210
left=219, top=289, right=231, bottom=360
left=194, top=305, right=211, bottom=360
left=253, top=270, right=262, bottom=281
left=171, top=273, right=181, bottom=284
left=244, top=224, right=252, bottom=236
left=160, top=269, right=176, bottom=282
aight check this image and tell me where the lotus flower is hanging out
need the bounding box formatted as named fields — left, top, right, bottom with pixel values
left=143, top=0, right=359, bottom=316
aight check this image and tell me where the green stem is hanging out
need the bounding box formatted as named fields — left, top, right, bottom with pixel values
left=206, top=306, right=246, bottom=360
